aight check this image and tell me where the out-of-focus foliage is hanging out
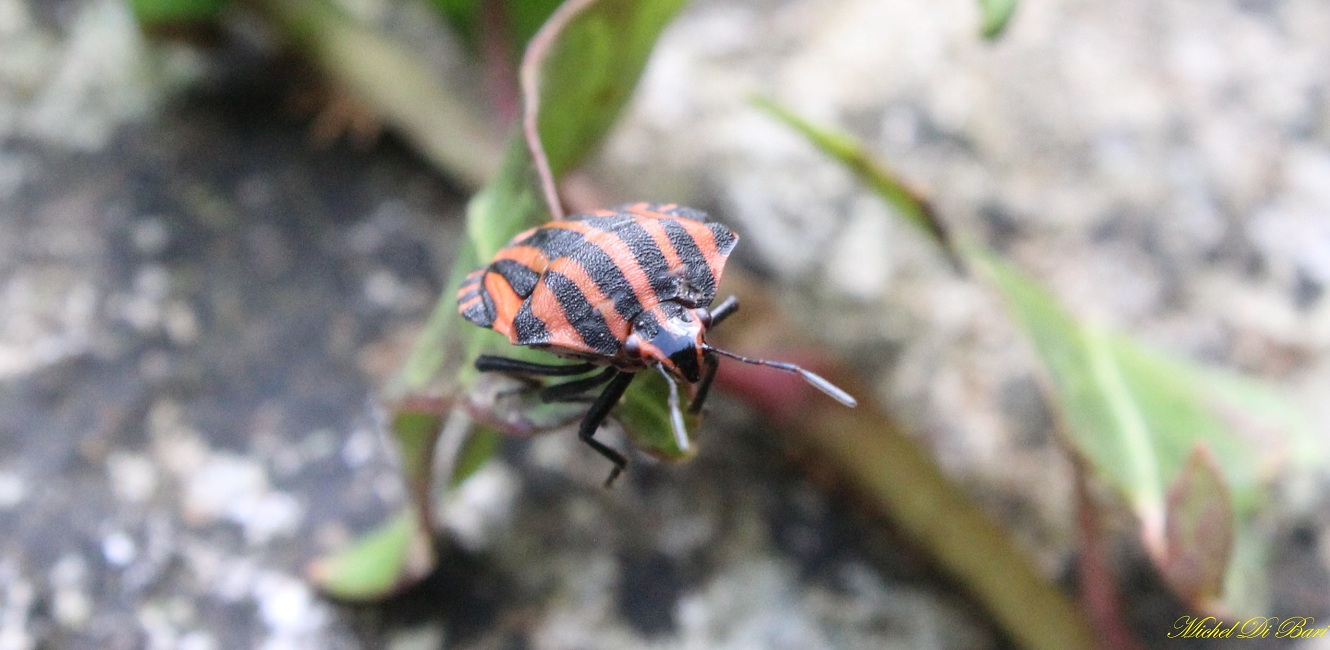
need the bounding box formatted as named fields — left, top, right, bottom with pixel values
left=430, top=0, right=564, bottom=53
left=308, top=511, right=433, bottom=601
left=762, top=99, right=1316, bottom=614
left=130, top=0, right=228, bottom=26
left=977, top=0, right=1018, bottom=38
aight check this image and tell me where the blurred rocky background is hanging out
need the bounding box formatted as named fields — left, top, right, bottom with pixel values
left=2, top=0, right=1328, bottom=648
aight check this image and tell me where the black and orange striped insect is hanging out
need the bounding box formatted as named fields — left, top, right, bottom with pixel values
left=458, top=203, right=856, bottom=485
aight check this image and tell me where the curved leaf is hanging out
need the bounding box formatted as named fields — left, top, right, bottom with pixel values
left=308, top=510, right=435, bottom=601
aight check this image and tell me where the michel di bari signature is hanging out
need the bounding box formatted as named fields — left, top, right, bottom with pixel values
left=1170, top=616, right=1329, bottom=640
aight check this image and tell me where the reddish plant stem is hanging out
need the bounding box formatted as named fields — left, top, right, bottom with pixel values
left=1076, top=460, right=1147, bottom=650
left=479, top=0, right=520, bottom=127
left=520, top=0, right=600, bottom=220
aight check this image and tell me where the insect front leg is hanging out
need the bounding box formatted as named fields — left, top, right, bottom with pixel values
left=688, top=352, right=720, bottom=414
left=578, top=371, right=636, bottom=487
left=708, top=296, right=739, bottom=327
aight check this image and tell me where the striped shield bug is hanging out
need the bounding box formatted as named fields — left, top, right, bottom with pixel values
left=457, top=203, right=857, bottom=485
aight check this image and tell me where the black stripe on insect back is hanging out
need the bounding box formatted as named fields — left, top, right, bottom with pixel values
left=577, top=214, right=635, bottom=230
left=512, top=300, right=550, bottom=344
left=491, top=259, right=540, bottom=297
left=707, top=222, right=738, bottom=255
left=519, top=226, right=586, bottom=259
left=574, top=241, right=644, bottom=321
left=461, top=286, right=496, bottom=328
left=660, top=219, right=716, bottom=300
left=545, top=271, right=621, bottom=356
left=611, top=220, right=676, bottom=302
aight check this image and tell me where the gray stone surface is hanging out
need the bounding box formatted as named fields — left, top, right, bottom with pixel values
left=3, top=0, right=1329, bottom=648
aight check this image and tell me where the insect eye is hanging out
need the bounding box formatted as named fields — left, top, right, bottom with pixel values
left=624, top=334, right=641, bottom=358
left=695, top=308, right=712, bottom=328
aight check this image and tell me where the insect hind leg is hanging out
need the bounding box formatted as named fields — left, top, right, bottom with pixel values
left=541, top=367, right=617, bottom=403
left=578, top=371, right=636, bottom=487
left=475, top=355, right=598, bottom=376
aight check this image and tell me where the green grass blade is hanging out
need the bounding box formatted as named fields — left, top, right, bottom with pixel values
left=752, top=97, right=957, bottom=265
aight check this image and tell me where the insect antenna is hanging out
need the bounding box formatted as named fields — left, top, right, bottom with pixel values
left=704, top=347, right=858, bottom=407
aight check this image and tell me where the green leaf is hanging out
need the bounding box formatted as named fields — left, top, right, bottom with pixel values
left=532, top=0, right=690, bottom=177
left=972, top=253, right=1258, bottom=513
left=428, top=0, right=564, bottom=55
left=450, top=426, right=503, bottom=487
left=618, top=370, right=700, bottom=461
left=508, top=0, right=570, bottom=51
left=1161, top=445, right=1233, bottom=608
left=977, top=0, right=1018, bottom=39
left=971, top=250, right=1309, bottom=613
left=131, top=0, right=228, bottom=26
left=429, top=0, right=482, bottom=48
left=308, top=510, right=435, bottom=601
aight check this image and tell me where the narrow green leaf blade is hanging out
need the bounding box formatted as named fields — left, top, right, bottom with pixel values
left=753, top=97, right=957, bottom=263
left=618, top=370, right=700, bottom=461
left=392, top=399, right=446, bottom=490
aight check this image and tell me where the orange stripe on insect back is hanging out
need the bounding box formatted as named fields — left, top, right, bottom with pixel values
left=637, top=217, right=685, bottom=273
left=526, top=277, right=594, bottom=354
left=457, top=270, right=483, bottom=299
left=598, top=230, right=660, bottom=312
left=483, top=271, right=525, bottom=337
left=552, top=256, right=632, bottom=340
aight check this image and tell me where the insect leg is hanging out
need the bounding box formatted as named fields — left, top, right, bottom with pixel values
left=688, top=351, right=720, bottom=414
left=475, top=355, right=598, bottom=376
left=578, top=370, right=636, bottom=487
left=709, top=296, right=739, bottom=327
left=658, top=366, right=690, bottom=452
left=540, top=367, right=617, bottom=403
